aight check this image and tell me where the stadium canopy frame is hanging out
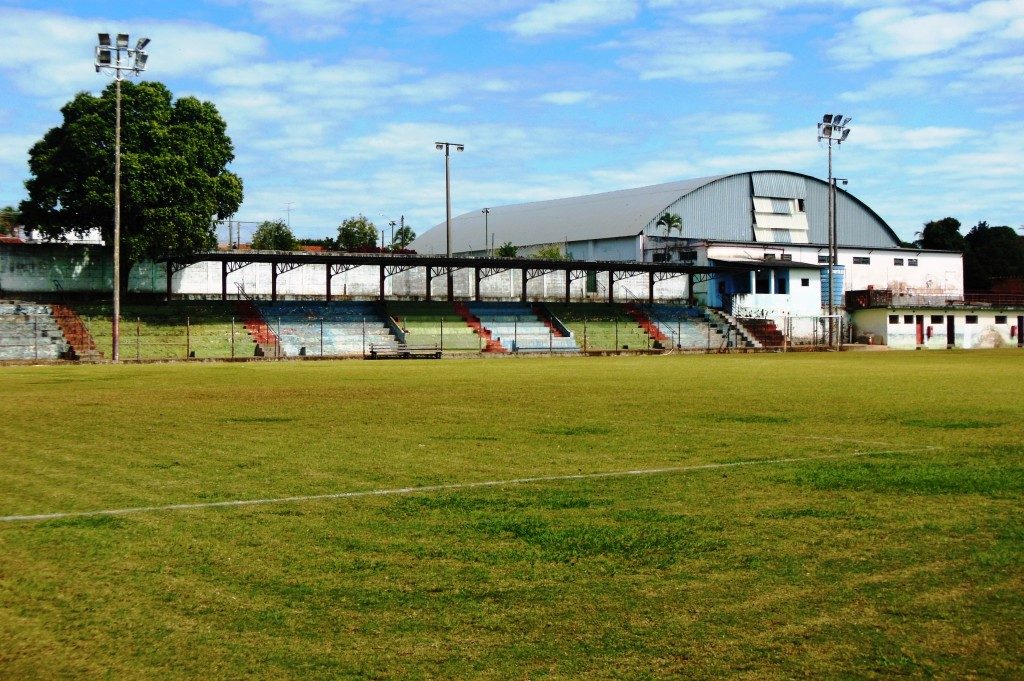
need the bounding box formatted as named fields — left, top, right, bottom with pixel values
left=160, top=252, right=777, bottom=304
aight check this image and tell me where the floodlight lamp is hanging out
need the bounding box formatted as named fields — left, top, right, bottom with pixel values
left=841, top=128, right=850, bottom=141
left=435, top=143, right=444, bottom=150
left=456, top=145, right=464, bottom=152
left=822, top=124, right=833, bottom=137
left=135, top=52, right=148, bottom=70
left=841, top=116, right=852, bottom=126
left=833, top=113, right=843, bottom=125
left=116, top=33, right=129, bottom=48
left=98, top=33, right=111, bottom=46
left=822, top=114, right=832, bottom=124
left=136, top=37, right=150, bottom=50
left=97, top=48, right=112, bottom=65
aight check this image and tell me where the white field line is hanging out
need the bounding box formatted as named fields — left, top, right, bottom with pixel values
left=0, top=447, right=940, bottom=525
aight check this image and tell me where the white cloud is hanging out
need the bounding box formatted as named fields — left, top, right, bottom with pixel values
left=509, top=0, right=638, bottom=37
left=686, top=8, right=767, bottom=26
left=537, top=90, right=594, bottom=105
left=624, top=39, right=792, bottom=81
left=831, top=1, right=1024, bottom=66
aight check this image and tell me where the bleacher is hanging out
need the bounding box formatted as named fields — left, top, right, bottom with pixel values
left=0, top=301, right=68, bottom=360
left=466, top=302, right=578, bottom=353
left=644, top=304, right=726, bottom=349
left=543, top=303, right=652, bottom=351
left=386, top=301, right=481, bottom=351
left=254, top=301, right=396, bottom=357
left=74, top=301, right=256, bottom=360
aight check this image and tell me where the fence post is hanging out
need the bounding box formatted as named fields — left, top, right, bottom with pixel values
left=549, top=327, right=553, bottom=354
left=136, top=317, right=140, bottom=361
left=440, top=315, right=444, bottom=353
left=514, top=317, right=518, bottom=353
left=277, top=317, right=282, bottom=358
left=615, top=317, right=619, bottom=352
left=362, top=316, right=366, bottom=358
left=678, top=319, right=681, bottom=350
left=186, top=316, right=191, bottom=359
left=34, top=320, right=38, bottom=360
left=231, top=317, right=235, bottom=359
left=320, top=317, right=324, bottom=357
left=583, top=317, right=587, bottom=352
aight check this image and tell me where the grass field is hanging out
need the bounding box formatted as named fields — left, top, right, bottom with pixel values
left=1, top=351, right=1022, bottom=678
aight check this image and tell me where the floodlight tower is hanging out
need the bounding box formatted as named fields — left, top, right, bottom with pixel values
left=95, top=32, right=150, bottom=362
left=817, top=113, right=851, bottom=348
left=435, top=142, right=463, bottom=299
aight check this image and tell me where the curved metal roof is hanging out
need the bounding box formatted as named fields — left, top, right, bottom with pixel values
left=410, top=170, right=900, bottom=253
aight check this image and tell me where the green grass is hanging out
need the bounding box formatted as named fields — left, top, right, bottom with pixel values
left=386, top=301, right=482, bottom=351
left=75, top=300, right=257, bottom=360
left=1, top=351, right=1022, bottom=678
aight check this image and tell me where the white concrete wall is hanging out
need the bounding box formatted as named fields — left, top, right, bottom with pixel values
left=851, top=308, right=1021, bottom=349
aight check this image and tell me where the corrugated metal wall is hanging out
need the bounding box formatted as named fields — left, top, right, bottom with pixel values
left=805, top=182, right=899, bottom=248
left=666, top=173, right=752, bottom=242
left=752, top=172, right=808, bottom=199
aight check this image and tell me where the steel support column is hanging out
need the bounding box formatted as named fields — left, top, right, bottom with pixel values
left=379, top=265, right=386, bottom=300
left=521, top=269, right=528, bottom=302
left=648, top=271, right=655, bottom=304
left=474, top=268, right=481, bottom=301
left=222, top=261, right=228, bottom=301
left=425, top=267, right=433, bottom=301
left=607, top=270, right=614, bottom=303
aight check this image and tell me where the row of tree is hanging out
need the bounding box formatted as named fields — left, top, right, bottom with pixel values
left=249, top=215, right=416, bottom=252
left=910, top=218, right=1024, bottom=290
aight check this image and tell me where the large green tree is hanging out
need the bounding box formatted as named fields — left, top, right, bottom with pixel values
left=337, top=214, right=379, bottom=251
left=0, top=206, right=20, bottom=235
left=963, top=221, right=1024, bottom=290
left=19, top=81, right=243, bottom=294
left=916, top=217, right=965, bottom=251
left=251, top=219, right=297, bottom=251
left=391, top=224, right=416, bottom=250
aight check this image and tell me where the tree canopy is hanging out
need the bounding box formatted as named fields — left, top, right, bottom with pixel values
left=19, top=81, right=243, bottom=292
left=0, top=206, right=19, bottom=235
left=496, top=241, right=518, bottom=258
left=963, top=221, right=1024, bottom=290
left=916, top=217, right=965, bottom=251
left=391, top=224, right=416, bottom=250
left=337, top=214, right=379, bottom=251
left=251, top=219, right=297, bottom=251
left=535, top=244, right=566, bottom=260
left=656, top=212, right=682, bottom=237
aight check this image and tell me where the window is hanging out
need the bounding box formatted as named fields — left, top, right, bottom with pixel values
left=776, top=277, right=788, bottom=295
left=893, top=258, right=904, bottom=266
left=996, top=315, right=1007, bottom=324
left=801, top=278, right=810, bottom=287
left=930, top=315, right=944, bottom=324
left=678, top=250, right=697, bottom=261
left=903, top=315, right=914, bottom=324
left=763, top=253, right=777, bottom=261
left=755, top=271, right=770, bottom=294
left=797, top=199, right=806, bottom=212
left=652, top=252, right=668, bottom=262
left=780, top=254, right=793, bottom=261
left=852, top=256, right=871, bottom=265
left=908, top=259, right=918, bottom=266
left=889, top=315, right=900, bottom=324
left=966, top=315, right=978, bottom=324
left=818, top=255, right=829, bottom=264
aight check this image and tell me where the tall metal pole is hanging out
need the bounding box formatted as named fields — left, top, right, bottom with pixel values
left=435, top=142, right=463, bottom=299
left=826, top=138, right=834, bottom=347
left=113, top=72, right=122, bottom=361
left=482, top=208, right=490, bottom=257
left=818, top=114, right=851, bottom=349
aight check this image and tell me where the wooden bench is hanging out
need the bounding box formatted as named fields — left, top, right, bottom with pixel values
left=368, top=343, right=442, bottom=359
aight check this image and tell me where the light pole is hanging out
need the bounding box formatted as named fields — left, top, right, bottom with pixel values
left=435, top=142, right=463, bottom=299
left=817, top=113, right=851, bottom=348
left=96, top=32, right=149, bottom=362
left=481, top=208, right=490, bottom=257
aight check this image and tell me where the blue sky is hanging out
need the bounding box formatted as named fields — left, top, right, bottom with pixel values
left=0, top=0, right=1021, bottom=244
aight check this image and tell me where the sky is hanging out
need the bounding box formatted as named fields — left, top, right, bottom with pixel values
left=0, top=0, right=1021, bottom=245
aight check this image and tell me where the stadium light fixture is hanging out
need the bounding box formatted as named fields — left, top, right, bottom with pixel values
left=435, top=141, right=464, bottom=299
left=817, top=112, right=853, bottom=348
left=95, top=31, right=150, bottom=362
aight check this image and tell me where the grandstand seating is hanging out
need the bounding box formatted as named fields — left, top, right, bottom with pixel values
left=543, top=303, right=653, bottom=351
left=386, top=301, right=481, bottom=351
left=74, top=301, right=257, bottom=360
left=0, top=301, right=68, bottom=360
left=643, top=304, right=728, bottom=349
left=465, top=302, right=578, bottom=353
left=253, top=301, right=396, bottom=357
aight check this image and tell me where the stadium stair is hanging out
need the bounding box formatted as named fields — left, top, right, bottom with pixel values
left=236, top=300, right=281, bottom=356
left=51, top=303, right=102, bottom=360
left=706, top=309, right=760, bottom=349
left=0, top=301, right=70, bottom=361
left=465, top=302, right=578, bottom=353
left=254, top=301, right=397, bottom=357
left=737, top=318, right=786, bottom=349
left=624, top=304, right=669, bottom=344
left=453, top=302, right=506, bottom=352
left=643, top=304, right=726, bottom=350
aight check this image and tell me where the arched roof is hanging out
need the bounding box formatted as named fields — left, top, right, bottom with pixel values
left=410, top=170, right=900, bottom=254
